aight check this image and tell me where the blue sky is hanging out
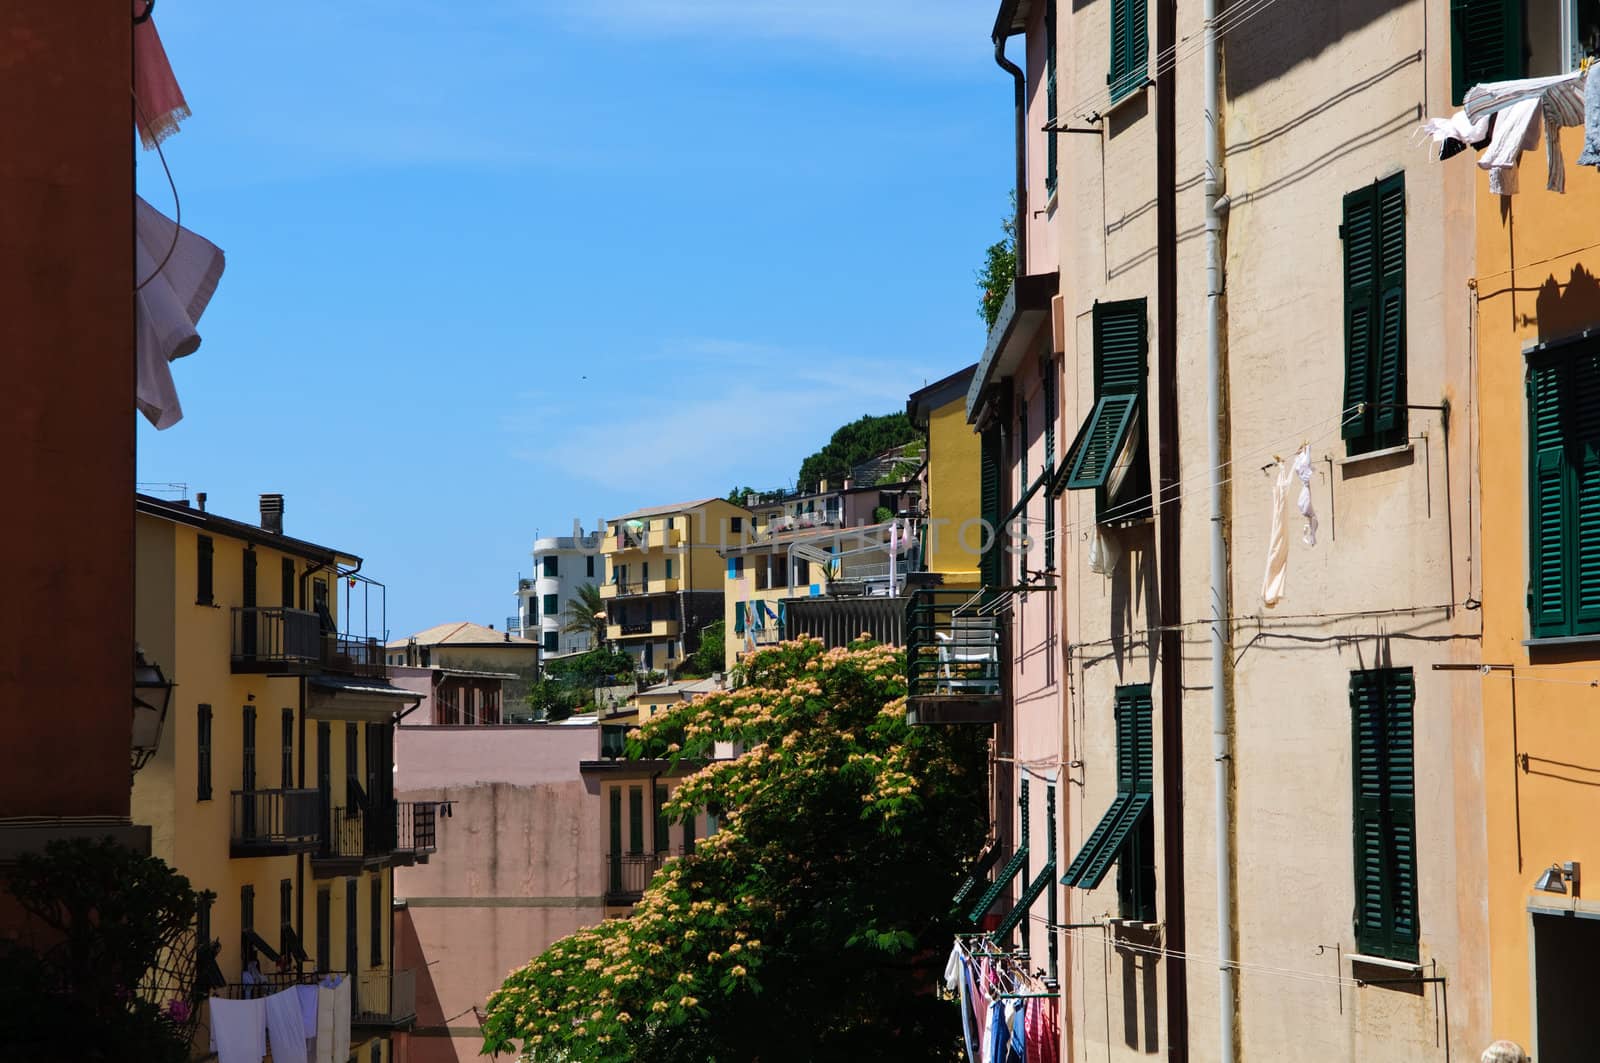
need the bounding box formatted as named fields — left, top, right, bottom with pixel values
left=136, top=0, right=1012, bottom=638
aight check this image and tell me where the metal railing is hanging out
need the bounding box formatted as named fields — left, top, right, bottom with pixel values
left=231, top=607, right=386, bottom=678
left=230, top=789, right=321, bottom=853
left=605, top=850, right=677, bottom=901
left=620, top=621, right=652, bottom=635
left=395, top=801, right=437, bottom=856
left=354, top=967, right=416, bottom=1026
left=325, top=634, right=385, bottom=678
left=906, top=588, right=1001, bottom=700
left=323, top=800, right=441, bottom=861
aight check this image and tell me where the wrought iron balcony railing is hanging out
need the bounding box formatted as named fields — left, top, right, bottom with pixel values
left=230, top=788, right=322, bottom=857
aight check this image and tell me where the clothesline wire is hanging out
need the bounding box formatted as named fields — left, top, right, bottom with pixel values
left=1038, top=918, right=1368, bottom=989
left=132, top=87, right=181, bottom=291
left=1064, top=602, right=1464, bottom=656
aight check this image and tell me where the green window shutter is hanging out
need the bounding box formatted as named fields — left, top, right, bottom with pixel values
left=1342, top=185, right=1379, bottom=444
left=1450, top=0, right=1523, bottom=106
left=980, top=427, right=1002, bottom=587
left=1386, top=670, right=1419, bottom=957
left=544, top=593, right=559, bottom=616
left=1573, top=350, right=1600, bottom=632
left=991, top=860, right=1057, bottom=939
left=1064, top=394, right=1139, bottom=489
left=969, top=846, right=1029, bottom=923
left=1529, top=360, right=1571, bottom=636
left=1095, top=300, right=1147, bottom=395
left=1077, top=794, right=1151, bottom=890
left=1351, top=671, right=1390, bottom=955
left=683, top=808, right=697, bottom=853
left=608, top=788, right=622, bottom=857
left=1108, top=0, right=1147, bottom=102
left=653, top=785, right=670, bottom=852
left=628, top=786, right=644, bottom=853
left=1372, top=175, right=1408, bottom=436
left=1046, top=0, right=1058, bottom=197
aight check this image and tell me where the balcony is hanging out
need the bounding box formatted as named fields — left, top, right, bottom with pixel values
left=905, top=588, right=1002, bottom=725
left=605, top=850, right=679, bottom=905
left=601, top=576, right=682, bottom=600
left=353, top=967, right=417, bottom=1029
left=603, top=528, right=682, bottom=554
left=393, top=800, right=439, bottom=866
left=231, top=607, right=386, bottom=679
left=229, top=789, right=322, bottom=857
left=312, top=798, right=440, bottom=876
left=607, top=618, right=681, bottom=641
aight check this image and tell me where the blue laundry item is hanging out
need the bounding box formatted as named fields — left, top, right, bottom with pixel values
left=1006, top=1002, right=1026, bottom=1063
left=984, top=1001, right=1006, bottom=1063
left=1578, top=68, right=1600, bottom=168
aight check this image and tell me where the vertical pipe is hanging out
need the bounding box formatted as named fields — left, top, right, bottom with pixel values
left=1154, top=0, right=1189, bottom=1057
left=993, top=14, right=1028, bottom=279
left=1201, top=0, right=1235, bottom=1058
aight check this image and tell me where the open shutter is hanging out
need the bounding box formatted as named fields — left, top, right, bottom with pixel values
left=991, top=860, right=1057, bottom=939
left=1385, top=671, right=1419, bottom=959
left=1065, top=395, right=1139, bottom=489
left=1573, top=351, right=1600, bottom=633
left=1372, top=176, right=1407, bottom=434
left=969, top=845, right=1029, bottom=923
left=1528, top=361, right=1571, bottom=637
left=1450, top=0, right=1523, bottom=105
left=1351, top=672, right=1392, bottom=956
left=980, top=427, right=1002, bottom=587
left=1342, top=186, right=1378, bottom=442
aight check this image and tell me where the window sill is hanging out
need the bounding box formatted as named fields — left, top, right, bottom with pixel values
left=1523, top=633, right=1600, bottom=648
left=1347, top=953, right=1423, bottom=975
left=1335, top=442, right=1413, bottom=468
left=1102, top=78, right=1150, bottom=118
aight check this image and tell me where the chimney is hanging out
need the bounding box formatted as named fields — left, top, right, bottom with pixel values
left=260, top=493, right=284, bottom=534
left=819, top=479, right=829, bottom=493
left=196, top=491, right=207, bottom=512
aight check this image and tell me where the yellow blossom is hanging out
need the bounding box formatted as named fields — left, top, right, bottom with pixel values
left=731, top=965, right=747, bottom=977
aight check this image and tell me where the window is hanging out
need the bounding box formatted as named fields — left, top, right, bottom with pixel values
left=628, top=786, right=644, bottom=854
left=980, top=427, right=1002, bottom=587
left=683, top=809, right=697, bottom=854
left=1057, top=300, right=1151, bottom=522
left=1527, top=338, right=1600, bottom=637
left=666, top=516, right=675, bottom=529
left=653, top=784, right=670, bottom=852
left=370, top=875, right=382, bottom=966
left=730, top=516, right=743, bottom=534
left=1045, top=0, right=1058, bottom=198
left=542, top=555, right=558, bottom=578
left=243, top=546, right=257, bottom=607
left=1061, top=685, right=1154, bottom=924
left=1108, top=0, right=1149, bottom=103
left=727, top=557, right=744, bottom=579
left=609, top=787, right=623, bottom=860
left=1341, top=173, right=1408, bottom=456
left=1044, top=360, right=1058, bottom=570
left=642, top=562, right=650, bottom=583
left=197, top=704, right=213, bottom=801
left=242, top=706, right=257, bottom=792
left=281, top=709, right=294, bottom=787
left=315, top=889, right=331, bottom=969
left=1351, top=668, right=1419, bottom=962
left=345, top=724, right=359, bottom=806
left=543, top=593, right=559, bottom=616
left=543, top=631, right=558, bottom=653
left=346, top=879, right=359, bottom=976
left=281, top=558, right=296, bottom=609
left=196, top=535, right=214, bottom=605
left=587, top=555, right=596, bottom=578
left=280, top=879, right=293, bottom=958
left=665, top=558, right=674, bottom=580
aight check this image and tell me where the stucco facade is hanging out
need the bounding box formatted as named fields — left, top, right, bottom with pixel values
left=522, top=532, right=603, bottom=656
left=1472, top=122, right=1600, bottom=1058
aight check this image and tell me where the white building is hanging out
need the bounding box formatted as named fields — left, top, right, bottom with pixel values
left=517, top=531, right=603, bottom=655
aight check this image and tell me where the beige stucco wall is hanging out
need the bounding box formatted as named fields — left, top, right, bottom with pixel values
left=1016, top=0, right=1492, bottom=1058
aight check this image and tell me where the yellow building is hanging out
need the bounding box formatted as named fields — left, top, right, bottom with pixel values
left=134, top=493, right=440, bottom=1061
left=601, top=497, right=749, bottom=674
left=907, top=363, right=982, bottom=584
left=1472, top=124, right=1600, bottom=1057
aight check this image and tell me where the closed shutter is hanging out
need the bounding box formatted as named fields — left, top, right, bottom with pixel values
left=1109, top=0, right=1147, bottom=102
left=1095, top=301, right=1146, bottom=396
left=196, top=535, right=214, bottom=605
left=1342, top=185, right=1379, bottom=443
left=197, top=704, right=213, bottom=801
left=1351, top=668, right=1419, bottom=961
left=1450, top=0, right=1523, bottom=105
left=1386, top=671, right=1419, bottom=956
left=1045, top=0, right=1058, bottom=197
left=1372, top=176, right=1407, bottom=434
left=980, top=427, right=1002, bottom=587
left=1529, top=360, right=1569, bottom=635
left=1574, top=350, right=1600, bottom=632
left=608, top=788, right=622, bottom=857
left=628, top=786, right=644, bottom=854
left=281, top=558, right=296, bottom=609
left=1351, top=672, right=1390, bottom=955
left=653, top=785, right=670, bottom=852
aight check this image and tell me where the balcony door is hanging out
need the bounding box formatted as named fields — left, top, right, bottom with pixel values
left=317, top=722, right=331, bottom=853
left=241, top=547, right=258, bottom=658
left=345, top=879, right=359, bottom=984
left=242, top=706, right=257, bottom=838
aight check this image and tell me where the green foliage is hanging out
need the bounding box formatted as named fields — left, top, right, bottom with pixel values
left=882, top=438, right=925, bottom=484
left=526, top=674, right=580, bottom=722
left=872, top=506, right=894, bottom=523
left=796, top=413, right=918, bottom=493
left=725, top=485, right=757, bottom=505
left=561, top=583, right=607, bottom=647
left=0, top=838, right=201, bottom=1063
left=677, top=620, right=726, bottom=679
left=977, top=191, right=1018, bottom=331
left=547, top=647, right=638, bottom=688
left=484, top=637, right=987, bottom=1062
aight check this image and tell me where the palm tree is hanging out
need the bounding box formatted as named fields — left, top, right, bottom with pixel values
left=562, top=583, right=607, bottom=649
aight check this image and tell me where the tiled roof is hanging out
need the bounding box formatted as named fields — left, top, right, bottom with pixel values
left=385, top=621, right=538, bottom=649
left=610, top=497, right=728, bottom=521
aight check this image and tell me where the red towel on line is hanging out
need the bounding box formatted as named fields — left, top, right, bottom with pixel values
left=134, top=3, right=191, bottom=148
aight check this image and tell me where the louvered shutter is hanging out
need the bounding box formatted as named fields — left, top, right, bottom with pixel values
left=1095, top=301, right=1146, bottom=395
left=1046, top=0, right=1058, bottom=197
left=1573, top=350, right=1600, bottom=633
left=1385, top=671, right=1419, bottom=958
left=1109, top=0, right=1129, bottom=92
left=1109, top=0, right=1147, bottom=102
left=1372, top=176, right=1407, bottom=434
left=1342, top=185, right=1378, bottom=442
left=1450, top=0, right=1523, bottom=106
left=1528, top=361, right=1570, bottom=636
left=981, top=427, right=1002, bottom=587
left=1351, top=671, right=1391, bottom=955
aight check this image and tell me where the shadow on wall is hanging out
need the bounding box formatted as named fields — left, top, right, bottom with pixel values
left=1535, top=263, right=1600, bottom=343
left=395, top=907, right=462, bottom=1063
left=1120, top=950, right=1160, bottom=1052
left=1224, top=0, right=1411, bottom=99
left=1109, top=523, right=1160, bottom=680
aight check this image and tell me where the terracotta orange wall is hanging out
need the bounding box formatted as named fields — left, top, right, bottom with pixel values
left=1474, top=123, right=1600, bottom=1047
left=0, top=3, right=133, bottom=819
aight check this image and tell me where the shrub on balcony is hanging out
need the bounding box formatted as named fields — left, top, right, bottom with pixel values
left=483, top=637, right=986, bottom=1062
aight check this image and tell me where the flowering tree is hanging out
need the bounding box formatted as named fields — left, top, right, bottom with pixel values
left=482, top=637, right=987, bottom=1062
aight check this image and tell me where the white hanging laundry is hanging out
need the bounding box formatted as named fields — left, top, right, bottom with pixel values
left=1579, top=63, right=1600, bottom=168
left=1464, top=71, right=1587, bottom=193
left=1261, top=459, right=1293, bottom=608
left=1088, top=526, right=1122, bottom=576
left=1419, top=109, right=1493, bottom=160
left=1293, top=445, right=1319, bottom=547
left=135, top=194, right=225, bottom=430
left=264, top=987, right=309, bottom=1063
left=208, top=996, right=267, bottom=1063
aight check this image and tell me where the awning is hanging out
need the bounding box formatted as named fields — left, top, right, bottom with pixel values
left=307, top=675, right=422, bottom=723
left=967, top=273, right=1060, bottom=425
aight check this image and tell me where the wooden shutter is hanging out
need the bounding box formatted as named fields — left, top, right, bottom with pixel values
left=370, top=876, right=382, bottom=966
left=653, top=785, right=670, bottom=852
left=1342, top=185, right=1379, bottom=442
left=315, top=889, right=330, bottom=969
left=197, top=704, right=212, bottom=801
left=1046, top=0, right=1058, bottom=196
left=1373, top=176, right=1407, bottom=435
left=1529, top=360, right=1571, bottom=636
left=281, top=709, right=294, bottom=788
left=1109, top=0, right=1146, bottom=101
left=628, top=786, right=644, bottom=854
left=242, top=706, right=257, bottom=792
left=243, top=547, right=257, bottom=606
left=1450, top=0, right=1523, bottom=105
left=1385, top=671, right=1419, bottom=957
left=1351, top=671, right=1391, bottom=955
left=608, top=788, right=622, bottom=856
left=281, top=558, right=296, bottom=609
left=196, top=535, right=214, bottom=604
left=1573, top=350, right=1600, bottom=633
left=1094, top=301, right=1147, bottom=396
left=345, top=881, right=358, bottom=977
left=980, top=427, right=1002, bottom=587
left=1066, top=394, right=1139, bottom=489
